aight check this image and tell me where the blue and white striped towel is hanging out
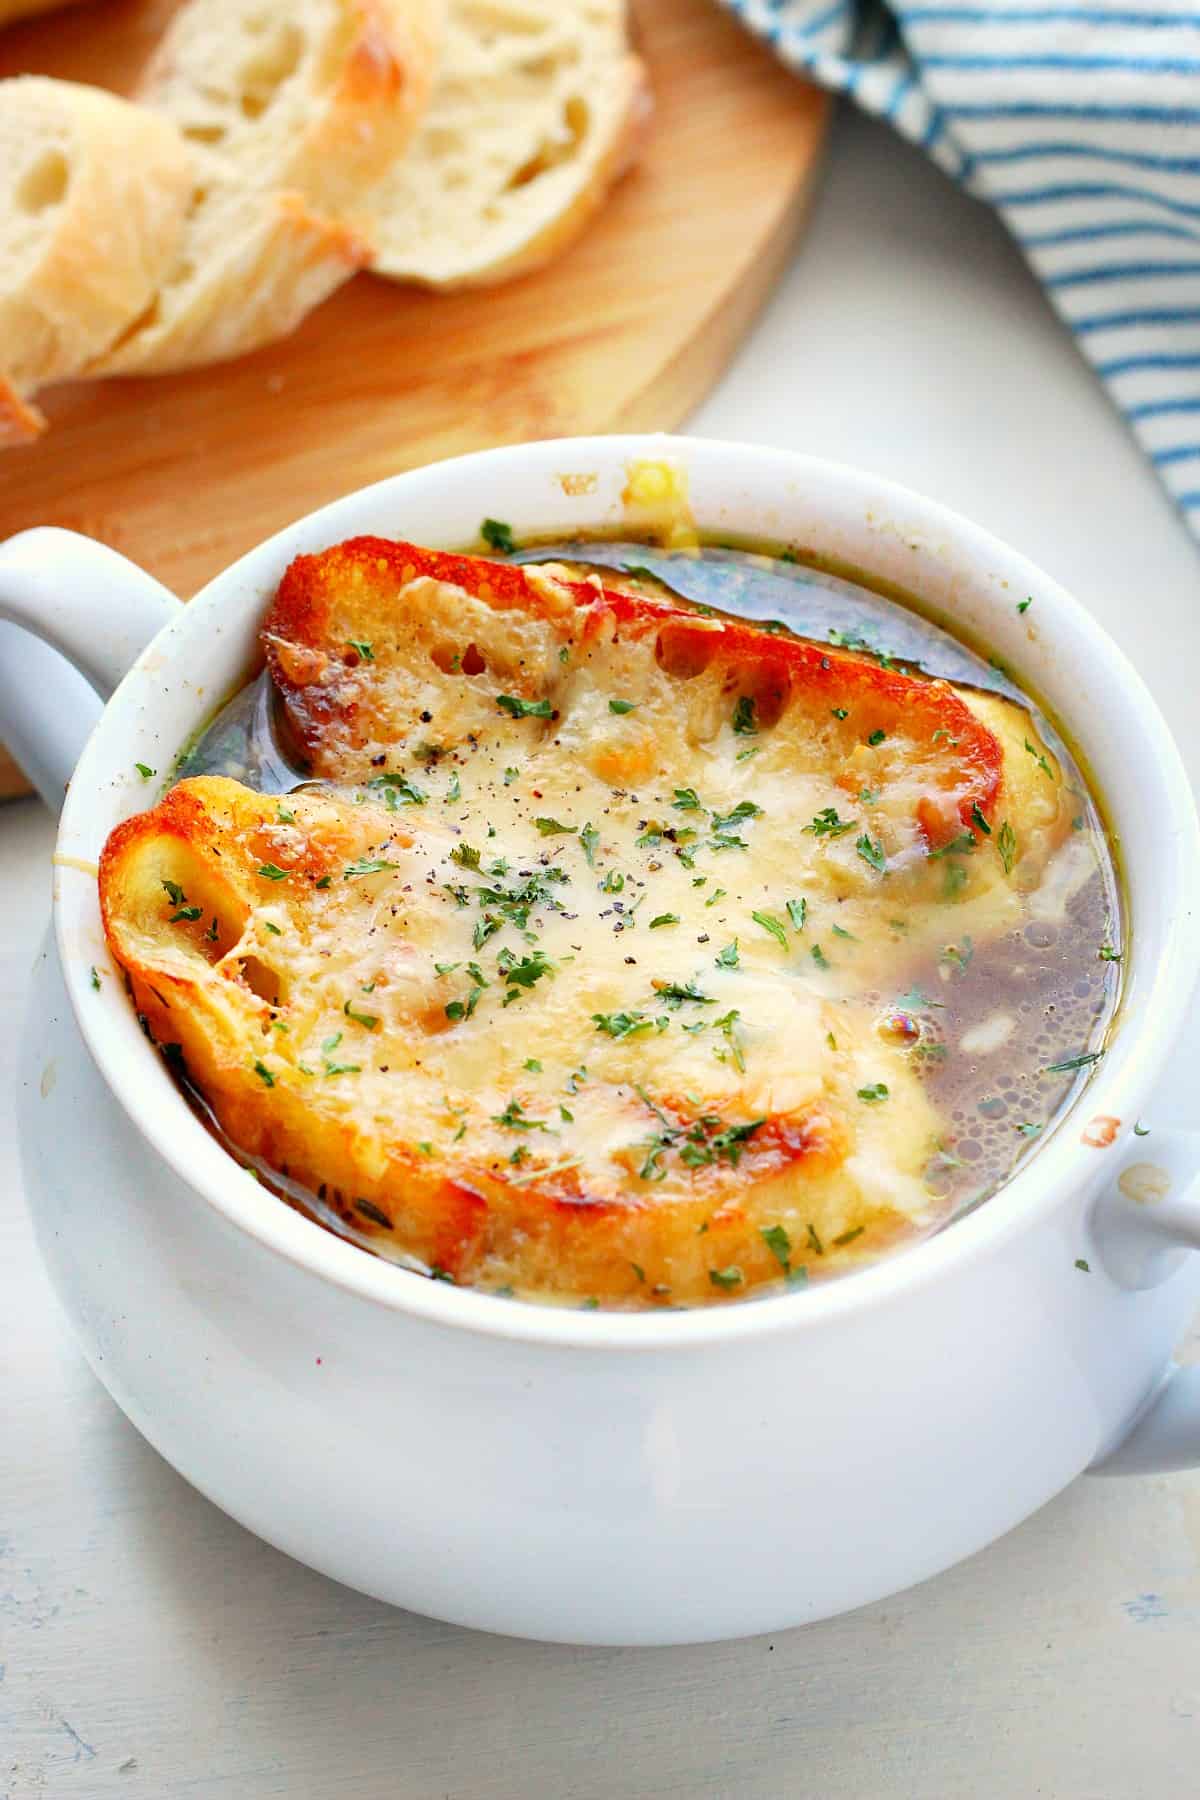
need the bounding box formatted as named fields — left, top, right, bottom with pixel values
left=722, top=0, right=1200, bottom=534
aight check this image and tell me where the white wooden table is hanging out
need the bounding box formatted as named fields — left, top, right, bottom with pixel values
left=3, top=108, right=1199, bottom=1799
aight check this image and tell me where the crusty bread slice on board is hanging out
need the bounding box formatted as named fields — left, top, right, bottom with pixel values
left=364, top=0, right=648, bottom=290
left=138, top=0, right=443, bottom=223
left=0, top=75, right=193, bottom=420
left=90, top=151, right=370, bottom=377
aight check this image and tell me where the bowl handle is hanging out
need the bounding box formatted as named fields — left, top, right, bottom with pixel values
left=1090, top=1129, right=1200, bottom=1474
left=0, top=527, right=182, bottom=812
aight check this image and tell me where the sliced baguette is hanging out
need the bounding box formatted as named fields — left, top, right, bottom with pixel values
left=0, top=75, right=193, bottom=408
left=139, top=0, right=442, bottom=224
left=365, top=0, right=648, bottom=290
left=89, top=150, right=369, bottom=377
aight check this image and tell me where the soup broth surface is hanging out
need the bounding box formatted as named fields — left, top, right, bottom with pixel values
left=174, top=539, right=1122, bottom=1298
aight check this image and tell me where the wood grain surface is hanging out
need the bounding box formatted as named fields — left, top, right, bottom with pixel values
left=0, top=0, right=829, bottom=600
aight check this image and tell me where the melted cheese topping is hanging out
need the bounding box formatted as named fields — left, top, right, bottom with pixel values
left=99, top=542, right=1076, bottom=1307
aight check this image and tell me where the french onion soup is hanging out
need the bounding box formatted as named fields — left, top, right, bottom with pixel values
left=97, top=533, right=1121, bottom=1307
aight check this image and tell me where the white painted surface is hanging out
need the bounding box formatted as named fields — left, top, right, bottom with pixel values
left=2, top=106, right=1198, bottom=1795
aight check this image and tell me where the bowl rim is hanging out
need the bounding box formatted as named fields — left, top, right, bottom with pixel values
left=52, top=434, right=1200, bottom=1349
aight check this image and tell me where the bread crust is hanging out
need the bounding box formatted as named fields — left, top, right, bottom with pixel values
left=0, top=0, right=88, bottom=24
left=0, top=76, right=194, bottom=394
left=379, top=52, right=651, bottom=291
left=138, top=0, right=443, bottom=223
left=90, top=170, right=371, bottom=376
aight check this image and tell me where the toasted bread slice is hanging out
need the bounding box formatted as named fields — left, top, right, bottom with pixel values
left=89, top=150, right=369, bottom=376
left=139, top=0, right=442, bottom=224
left=0, top=0, right=89, bottom=24
left=364, top=0, right=649, bottom=288
left=100, top=540, right=1075, bottom=1306
left=262, top=538, right=1070, bottom=939
left=100, top=773, right=944, bottom=1305
left=0, top=75, right=193, bottom=409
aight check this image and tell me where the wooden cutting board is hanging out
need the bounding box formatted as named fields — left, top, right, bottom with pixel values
left=0, top=0, right=828, bottom=793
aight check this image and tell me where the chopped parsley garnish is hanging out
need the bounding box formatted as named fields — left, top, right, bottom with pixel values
left=253, top=1060, right=275, bottom=1087
left=343, top=999, right=379, bottom=1030
left=715, top=940, right=740, bottom=968
left=713, top=1008, right=746, bottom=1072
left=343, top=856, right=396, bottom=878
left=1016, top=1122, right=1042, bottom=1137
left=135, top=762, right=156, bottom=779
left=760, top=1224, right=791, bottom=1270
left=810, top=943, right=830, bottom=970
left=367, top=771, right=426, bottom=806
left=593, top=1010, right=654, bottom=1039
left=856, top=833, right=886, bottom=873
left=709, top=1266, right=744, bottom=1290
left=257, top=863, right=290, bottom=881
left=534, top=816, right=574, bottom=836
left=830, top=707, right=849, bottom=720
left=732, top=695, right=758, bottom=736
left=711, top=800, right=762, bottom=835
left=90, top=966, right=102, bottom=991
left=169, top=905, right=202, bottom=923
left=277, top=804, right=296, bottom=824
left=445, top=773, right=461, bottom=803
left=705, top=887, right=727, bottom=907
left=673, top=787, right=702, bottom=811
left=867, top=729, right=886, bottom=746
left=347, top=638, right=374, bottom=661
left=928, top=832, right=976, bottom=860
left=998, top=820, right=1017, bottom=875
left=1018, top=597, right=1032, bottom=614
left=970, top=803, right=992, bottom=837
left=445, top=984, right=483, bottom=1023
left=524, top=1057, right=542, bottom=1072
left=833, top=1226, right=865, bottom=1247
left=162, top=879, right=187, bottom=906
left=493, top=1099, right=548, bottom=1132
left=504, top=767, right=519, bottom=784
left=649, top=913, right=679, bottom=928
left=1134, top=1121, right=1150, bottom=1136
left=750, top=910, right=788, bottom=949
left=830, top=924, right=857, bottom=941
left=601, top=869, right=625, bottom=893
left=805, top=807, right=856, bottom=839
left=481, top=517, right=516, bottom=554
left=580, top=822, right=600, bottom=867
left=1024, top=738, right=1055, bottom=779
left=499, top=949, right=554, bottom=1002
left=931, top=728, right=959, bottom=746
left=496, top=693, right=552, bottom=719
left=1044, top=1050, right=1103, bottom=1075
left=857, top=1083, right=889, bottom=1102
left=450, top=842, right=481, bottom=869
left=786, top=897, right=807, bottom=930
left=1098, top=944, right=1121, bottom=962
left=609, top=698, right=638, bottom=715
left=655, top=979, right=714, bottom=1007
left=1075, top=1258, right=1091, bottom=1273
